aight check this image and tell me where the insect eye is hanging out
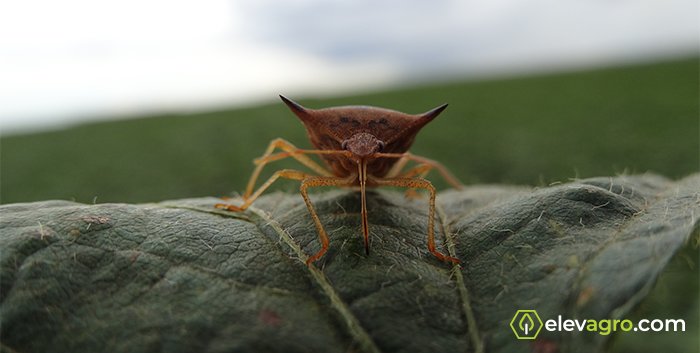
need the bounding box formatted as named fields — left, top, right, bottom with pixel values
left=341, top=140, right=349, bottom=150
left=377, top=141, right=385, bottom=151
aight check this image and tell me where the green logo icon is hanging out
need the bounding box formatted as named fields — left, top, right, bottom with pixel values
left=510, top=310, right=543, bottom=339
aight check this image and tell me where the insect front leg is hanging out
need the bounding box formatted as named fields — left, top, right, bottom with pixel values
left=384, top=154, right=411, bottom=178
left=243, top=138, right=334, bottom=198
left=216, top=169, right=309, bottom=211
left=300, top=174, right=357, bottom=265
left=375, top=152, right=463, bottom=190
left=390, top=163, right=434, bottom=199
left=370, top=176, right=460, bottom=264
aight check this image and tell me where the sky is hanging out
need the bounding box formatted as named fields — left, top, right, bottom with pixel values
left=0, top=0, right=697, bottom=133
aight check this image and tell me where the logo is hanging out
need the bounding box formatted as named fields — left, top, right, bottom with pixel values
left=510, top=309, right=543, bottom=339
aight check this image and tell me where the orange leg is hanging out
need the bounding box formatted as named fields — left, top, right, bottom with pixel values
left=242, top=138, right=337, bottom=198
left=393, top=163, right=433, bottom=199
left=216, top=169, right=309, bottom=211
left=376, top=152, right=463, bottom=190
left=369, top=176, right=460, bottom=264
left=300, top=174, right=357, bottom=265
left=217, top=168, right=355, bottom=265
left=395, top=163, right=433, bottom=179
left=385, top=154, right=411, bottom=178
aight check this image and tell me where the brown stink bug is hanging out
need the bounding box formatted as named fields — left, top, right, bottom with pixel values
left=216, top=95, right=463, bottom=265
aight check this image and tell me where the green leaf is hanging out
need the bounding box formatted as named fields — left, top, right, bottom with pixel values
left=1, top=174, right=698, bottom=353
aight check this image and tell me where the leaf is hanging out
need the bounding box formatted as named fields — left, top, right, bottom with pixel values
left=1, top=174, right=698, bottom=353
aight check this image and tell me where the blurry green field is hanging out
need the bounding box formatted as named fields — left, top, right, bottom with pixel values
left=1, top=57, right=698, bottom=204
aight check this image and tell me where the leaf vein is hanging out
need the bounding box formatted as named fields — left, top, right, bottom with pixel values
left=246, top=204, right=383, bottom=353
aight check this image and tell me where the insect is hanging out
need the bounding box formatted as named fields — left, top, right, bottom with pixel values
left=216, top=95, right=463, bottom=265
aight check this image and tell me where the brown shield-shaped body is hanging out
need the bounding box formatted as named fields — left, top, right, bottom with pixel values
left=280, top=95, right=447, bottom=179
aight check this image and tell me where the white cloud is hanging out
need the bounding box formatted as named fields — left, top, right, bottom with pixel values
left=0, top=0, right=697, bottom=133
left=239, top=0, right=698, bottom=72
left=0, top=0, right=399, bottom=132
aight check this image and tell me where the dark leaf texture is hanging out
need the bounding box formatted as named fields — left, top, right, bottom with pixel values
left=1, top=174, right=698, bottom=353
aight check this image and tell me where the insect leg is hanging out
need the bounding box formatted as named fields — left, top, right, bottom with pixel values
left=395, top=164, right=433, bottom=179
left=300, top=174, right=357, bottom=265
left=394, top=163, right=433, bottom=199
left=385, top=159, right=446, bottom=199
left=374, top=152, right=463, bottom=190
left=405, top=154, right=462, bottom=189
left=384, top=154, right=411, bottom=178
left=369, top=176, right=460, bottom=264
left=216, top=169, right=309, bottom=211
left=243, top=138, right=334, bottom=198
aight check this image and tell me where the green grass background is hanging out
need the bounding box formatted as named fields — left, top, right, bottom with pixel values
left=1, top=57, right=698, bottom=205
left=0, top=57, right=698, bottom=352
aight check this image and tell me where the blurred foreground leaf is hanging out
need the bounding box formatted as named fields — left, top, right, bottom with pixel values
left=1, top=174, right=698, bottom=353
